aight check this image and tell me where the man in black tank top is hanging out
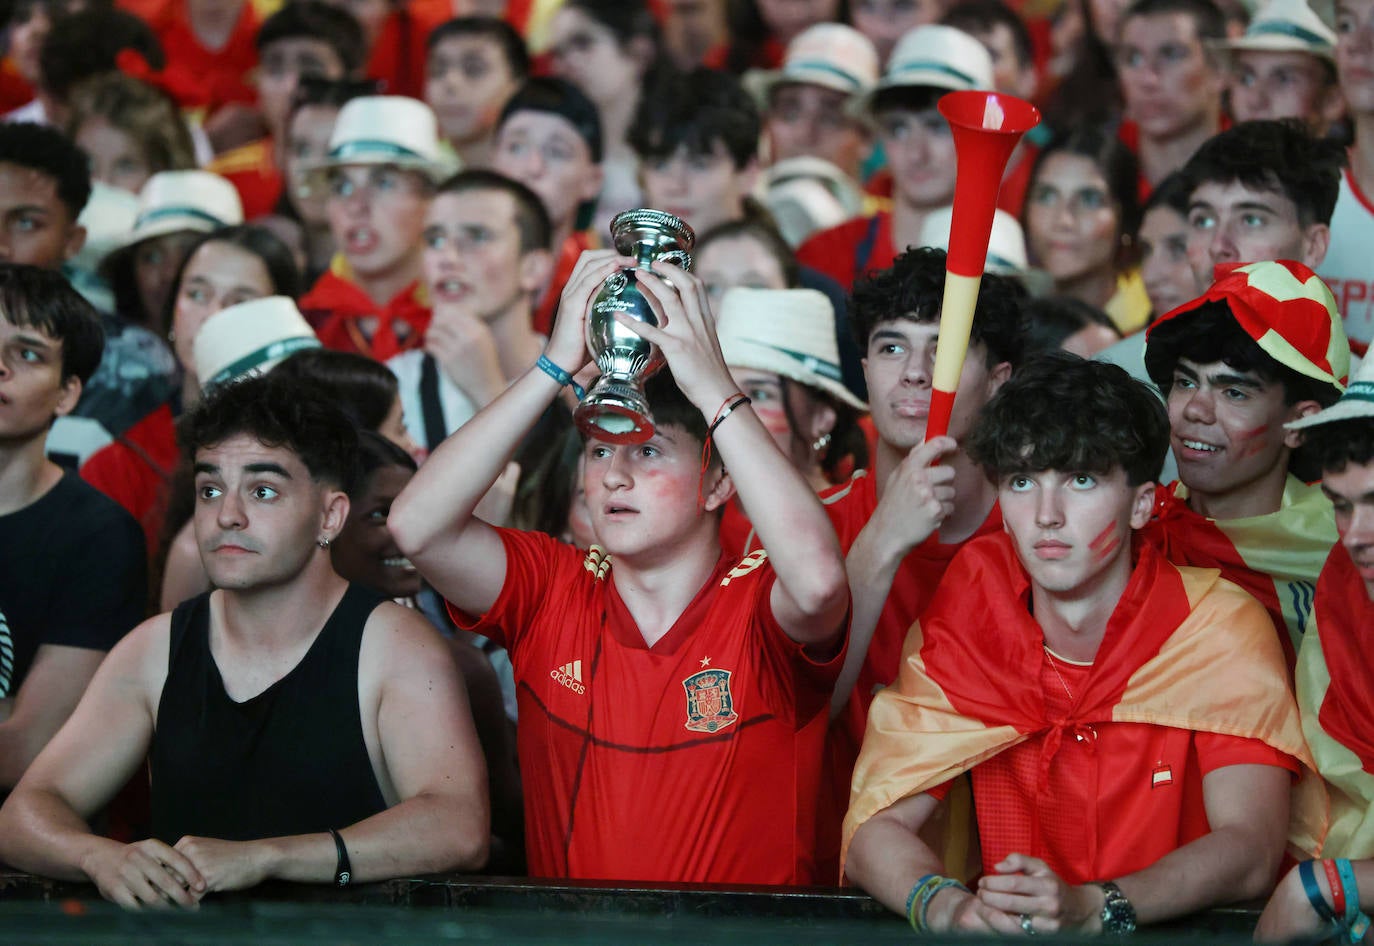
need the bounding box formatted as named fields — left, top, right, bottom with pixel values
left=0, top=374, right=489, bottom=909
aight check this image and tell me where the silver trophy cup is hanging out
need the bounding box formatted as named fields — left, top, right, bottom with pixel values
left=574, top=208, right=695, bottom=444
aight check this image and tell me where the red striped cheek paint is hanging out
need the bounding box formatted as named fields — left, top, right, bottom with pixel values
left=1089, top=522, right=1121, bottom=560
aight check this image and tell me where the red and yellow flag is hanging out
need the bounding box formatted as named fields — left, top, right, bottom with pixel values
left=1142, top=476, right=1338, bottom=663
left=1296, top=545, right=1374, bottom=858
left=842, top=534, right=1328, bottom=875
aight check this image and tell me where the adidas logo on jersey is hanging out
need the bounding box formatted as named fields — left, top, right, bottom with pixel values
left=551, top=659, right=585, bottom=694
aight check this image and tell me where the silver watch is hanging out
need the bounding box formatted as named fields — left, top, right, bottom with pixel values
left=1097, top=881, right=1137, bottom=934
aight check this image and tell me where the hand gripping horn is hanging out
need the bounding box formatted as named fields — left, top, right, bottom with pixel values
left=924, top=91, right=1040, bottom=443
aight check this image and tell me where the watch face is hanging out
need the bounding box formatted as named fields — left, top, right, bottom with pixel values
left=1100, top=885, right=1137, bottom=934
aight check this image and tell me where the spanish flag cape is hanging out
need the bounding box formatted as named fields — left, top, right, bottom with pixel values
left=841, top=533, right=1329, bottom=875
left=1141, top=476, right=1338, bottom=663
left=299, top=256, right=432, bottom=363
left=1296, top=545, right=1374, bottom=858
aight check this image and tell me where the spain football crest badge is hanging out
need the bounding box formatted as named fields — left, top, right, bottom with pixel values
left=682, top=668, right=739, bottom=733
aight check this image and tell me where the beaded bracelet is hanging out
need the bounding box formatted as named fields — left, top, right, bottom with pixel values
left=536, top=354, right=586, bottom=400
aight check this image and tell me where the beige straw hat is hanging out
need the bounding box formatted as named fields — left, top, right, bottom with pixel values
left=716, top=287, right=866, bottom=410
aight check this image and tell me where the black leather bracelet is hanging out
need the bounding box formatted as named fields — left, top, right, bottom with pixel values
left=328, top=828, right=351, bottom=886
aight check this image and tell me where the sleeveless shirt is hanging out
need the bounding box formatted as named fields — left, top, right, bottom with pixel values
left=150, top=584, right=389, bottom=844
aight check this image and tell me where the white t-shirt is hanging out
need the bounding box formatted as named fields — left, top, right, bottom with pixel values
left=386, top=348, right=479, bottom=455
left=1318, top=168, right=1374, bottom=351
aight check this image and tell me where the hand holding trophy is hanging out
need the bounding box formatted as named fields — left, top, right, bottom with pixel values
left=574, top=209, right=696, bottom=443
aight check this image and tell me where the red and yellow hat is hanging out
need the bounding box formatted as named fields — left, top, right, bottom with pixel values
left=1146, top=260, right=1350, bottom=391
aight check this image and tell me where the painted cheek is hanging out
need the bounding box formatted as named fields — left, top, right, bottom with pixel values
left=1235, top=423, right=1271, bottom=458
left=1088, top=521, right=1122, bottom=560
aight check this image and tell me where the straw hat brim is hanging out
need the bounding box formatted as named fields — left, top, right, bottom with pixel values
left=1286, top=379, right=1374, bottom=429
left=1213, top=34, right=1335, bottom=58
left=724, top=335, right=867, bottom=411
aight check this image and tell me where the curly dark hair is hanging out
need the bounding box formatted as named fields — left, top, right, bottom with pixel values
left=0, top=263, right=103, bottom=383
left=270, top=348, right=399, bottom=434
left=849, top=246, right=1026, bottom=369
left=1179, top=119, right=1345, bottom=227
left=967, top=352, right=1170, bottom=486
left=39, top=8, right=163, bottom=103
left=178, top=372, right=361, bottom=492
left=1299, top=419, right=1374, bottom=475
left=1144, top=302, right=1344, bottom=408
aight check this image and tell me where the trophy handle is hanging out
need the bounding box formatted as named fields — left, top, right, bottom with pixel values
left=655, top=249, right=693, bottom=271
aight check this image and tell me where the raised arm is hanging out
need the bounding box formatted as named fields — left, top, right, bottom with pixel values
left=389, top=250, right=632, bottom=616
left=0, top=616, right=209, bottom=909
left=624, top=267, right=849, bottom=646
left=170, top=604, right=490, bottom=890
left=831, top=438, right=956, bottom=716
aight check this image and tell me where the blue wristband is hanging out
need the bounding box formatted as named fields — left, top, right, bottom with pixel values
left=1301, top=859, right=1338, bottom=924
left=536, top=354, right=585, bottom=399
left=1337, top=859, right=1370, bottom=943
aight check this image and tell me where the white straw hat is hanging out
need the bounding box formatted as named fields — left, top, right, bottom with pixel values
left=193, top=295, right=321, bottom=389
left=752, top=23, right=880, bottom=102
left=305, top=95, right=454, bottom=182
left=1287, top=352, right=1374, bottom=430
left=716, top=287, right=867, bottom=410
left=758, top=156, right=865, bottom=246
left=1216, top=0, right=1336, bottom=59
left=918, top=206, right=1028, bottom=275
left=105, top=170, right=243, bottom=260
left=854, top=25, right=994, bottom=116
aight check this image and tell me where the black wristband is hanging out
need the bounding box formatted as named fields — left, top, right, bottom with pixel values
left=329, top=828, right=351, bottom=886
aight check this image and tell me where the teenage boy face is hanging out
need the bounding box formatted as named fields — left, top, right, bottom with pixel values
left=1167, top=357, right=1316, bottom=504
left=0, top=313, right=80, bottom=440
left=1184, top=180, right=1327, bottom=291
left=1139, top=204, right=1196, bottom=317
left=862, top=318, right=1010, bottom=452
left=422, top=188, right=541, bottom=322
left=765, top=83, right=869, bottom=175
left=426, top=34, right=521, bottom=146
left=999, top=465, right=1154, bottom=598
left=194, top=434, right=345, bottom=591
left=640, top=140, right=755, bottom=235
left=0, top=162, right=85, bottom=269
left=1322, top=457, right=1374, bottom=599
left=582, top=423, right=728, bottom=561
left=1230, top=50, right=1339, bottom=127
left=325, top=164, right=432, bottom=285
left=875, top=105, right=957, bottom=211
left=1116, top=12, right=1223, bottom=141
left=493, top=111, right=602, bottom=236
left=258, top=38, right=346, bottom=140
left=1336, top=0, right=1374, bottom=115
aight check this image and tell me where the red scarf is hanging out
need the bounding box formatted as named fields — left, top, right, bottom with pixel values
left=301, top=269, right=431, bottom=363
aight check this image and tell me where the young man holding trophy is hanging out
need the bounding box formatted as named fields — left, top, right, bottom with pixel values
left=389, top=218, right=850, bottom=884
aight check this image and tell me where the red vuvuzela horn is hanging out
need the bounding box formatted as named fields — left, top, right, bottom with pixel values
left=924, top=91, right=1040, bottom=443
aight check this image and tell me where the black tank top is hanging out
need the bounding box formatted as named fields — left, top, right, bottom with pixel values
left=150, top=584, right=389, bottom=844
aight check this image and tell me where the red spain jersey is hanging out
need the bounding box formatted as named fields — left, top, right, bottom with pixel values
left=449, top=528, right=844, bottom=884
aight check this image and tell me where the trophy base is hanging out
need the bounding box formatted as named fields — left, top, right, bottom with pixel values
left=575, top=380, right=655, bottom=444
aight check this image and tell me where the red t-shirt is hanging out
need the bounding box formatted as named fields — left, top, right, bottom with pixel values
left=450, top=531, right=844, bottom=884
left=928, top=649, right=1296, bottom=883
left=80, top=403, right=179, bottom=559
left=796, top=212, right=895, bottom=292
left=151, top=0, right=258, bottom=112
left=300, top=268, right=431, bottom=362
